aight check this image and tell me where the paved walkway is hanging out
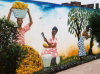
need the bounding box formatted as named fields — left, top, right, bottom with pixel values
left=56, top=59, right=100, bottom=74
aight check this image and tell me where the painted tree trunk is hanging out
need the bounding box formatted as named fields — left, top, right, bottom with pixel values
left=89, top=36, right=94, bottom=55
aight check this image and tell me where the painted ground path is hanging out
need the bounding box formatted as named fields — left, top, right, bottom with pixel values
left=56, top=59, right=100, bottom=74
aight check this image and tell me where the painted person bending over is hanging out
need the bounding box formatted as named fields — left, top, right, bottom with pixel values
left=78, top=30, right=89, bottom=61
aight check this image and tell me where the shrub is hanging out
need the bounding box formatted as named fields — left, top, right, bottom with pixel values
left=0, top=17, right=27, bottom=73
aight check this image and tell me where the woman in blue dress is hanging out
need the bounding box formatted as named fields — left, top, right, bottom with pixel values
left=78, top=28, right=89, bottom=61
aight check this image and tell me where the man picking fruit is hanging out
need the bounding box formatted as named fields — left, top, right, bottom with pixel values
left=7, top=7, right=33, bottom=45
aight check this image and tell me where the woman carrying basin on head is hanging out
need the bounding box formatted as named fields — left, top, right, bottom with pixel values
left=7, top=7, right=33, bottom=45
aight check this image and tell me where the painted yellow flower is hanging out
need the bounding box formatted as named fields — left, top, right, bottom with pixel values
left=16, top=45, right=43, bottom=73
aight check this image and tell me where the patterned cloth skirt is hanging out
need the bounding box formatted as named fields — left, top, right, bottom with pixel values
left=41, top=48, right=58, bottom=57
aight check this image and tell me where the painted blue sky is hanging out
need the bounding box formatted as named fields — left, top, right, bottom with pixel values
left=1, top=0, right=100, bottom=4
left=0, top=0, right=76, bottom=13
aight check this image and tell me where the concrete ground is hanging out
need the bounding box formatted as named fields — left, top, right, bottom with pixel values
left=56, top=59, right=100, bottom=74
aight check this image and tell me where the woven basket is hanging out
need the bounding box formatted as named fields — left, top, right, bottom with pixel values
left=12, top=8, right=27, bottom=18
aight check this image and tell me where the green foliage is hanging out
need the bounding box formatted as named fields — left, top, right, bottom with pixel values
left=0, top=17, right=28, bottom=73
left=89, top=11, right=100, bottom=43
left=0, top=17, right=18, bottom=49
left=0, top=44, right=27, bottom=73
left=60, top=56, right=79, bottom=64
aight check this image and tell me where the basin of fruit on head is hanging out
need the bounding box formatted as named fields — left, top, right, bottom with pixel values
left=12, top=2, right=28, bottom=18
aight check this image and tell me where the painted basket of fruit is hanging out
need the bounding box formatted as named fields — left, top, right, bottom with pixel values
left=12, top=2, right=28, bottom=18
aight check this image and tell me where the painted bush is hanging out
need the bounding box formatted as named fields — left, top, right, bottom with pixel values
left=16, top=45, right=43, bottom=73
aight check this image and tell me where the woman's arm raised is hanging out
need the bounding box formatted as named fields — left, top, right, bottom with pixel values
left=7, top=8, right=12, bottom=21
left=27, top=8, right=33, bottom=27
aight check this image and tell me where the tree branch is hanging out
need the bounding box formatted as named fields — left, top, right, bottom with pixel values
left=72, top=27, right=78, bottom=35
left=79, top=18, right=84, bottom=29
left=75, top=18, right=80, bottom=31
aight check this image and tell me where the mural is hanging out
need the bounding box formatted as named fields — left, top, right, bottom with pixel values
left=0, top=0, right=100, bottom=73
